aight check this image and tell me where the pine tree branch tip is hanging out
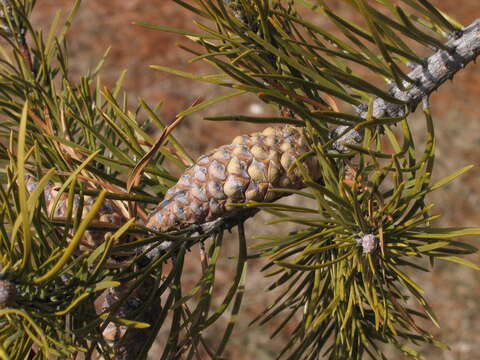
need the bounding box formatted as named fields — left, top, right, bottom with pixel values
left=356, top=18, right=480, bottom=119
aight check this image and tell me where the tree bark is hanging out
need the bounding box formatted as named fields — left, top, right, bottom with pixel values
left=355, top=19, right=480, bottom=119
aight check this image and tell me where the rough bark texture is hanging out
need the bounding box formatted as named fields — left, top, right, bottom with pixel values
left=356, top=19, right=480, bottom=119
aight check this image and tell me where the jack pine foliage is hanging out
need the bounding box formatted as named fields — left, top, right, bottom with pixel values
left=0, top=0, right=479, bottom=359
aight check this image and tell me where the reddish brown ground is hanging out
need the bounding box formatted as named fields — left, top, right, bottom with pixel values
left=32, top=1, right=480, bottom=359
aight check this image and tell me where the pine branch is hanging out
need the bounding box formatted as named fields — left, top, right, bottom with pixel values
left=147, top=19, right=480, bottom=243
left=356, top=18, right=480, bottom=119
left=2, top=1, right=480, bottom=359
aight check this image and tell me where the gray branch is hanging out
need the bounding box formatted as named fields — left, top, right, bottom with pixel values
left=123, top=18, right=480, bottom=360
left=160, top=20, right=480, bottom=245
left=355, top=18, right=480, bottom=119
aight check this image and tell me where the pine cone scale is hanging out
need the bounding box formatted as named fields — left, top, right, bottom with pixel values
left=146, top=125, right=320, bottom=233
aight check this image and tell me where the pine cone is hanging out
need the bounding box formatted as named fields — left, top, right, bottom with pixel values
left=95, top=277, right=159, bottom=359
left=0, top=280, right=16, bottom=308
left=25, top=177, right=128, bottom=252
left=147, top=125, right=320, bottom=233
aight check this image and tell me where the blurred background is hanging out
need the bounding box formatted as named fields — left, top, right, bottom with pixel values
left=32, top=1, right=480, bottom=359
